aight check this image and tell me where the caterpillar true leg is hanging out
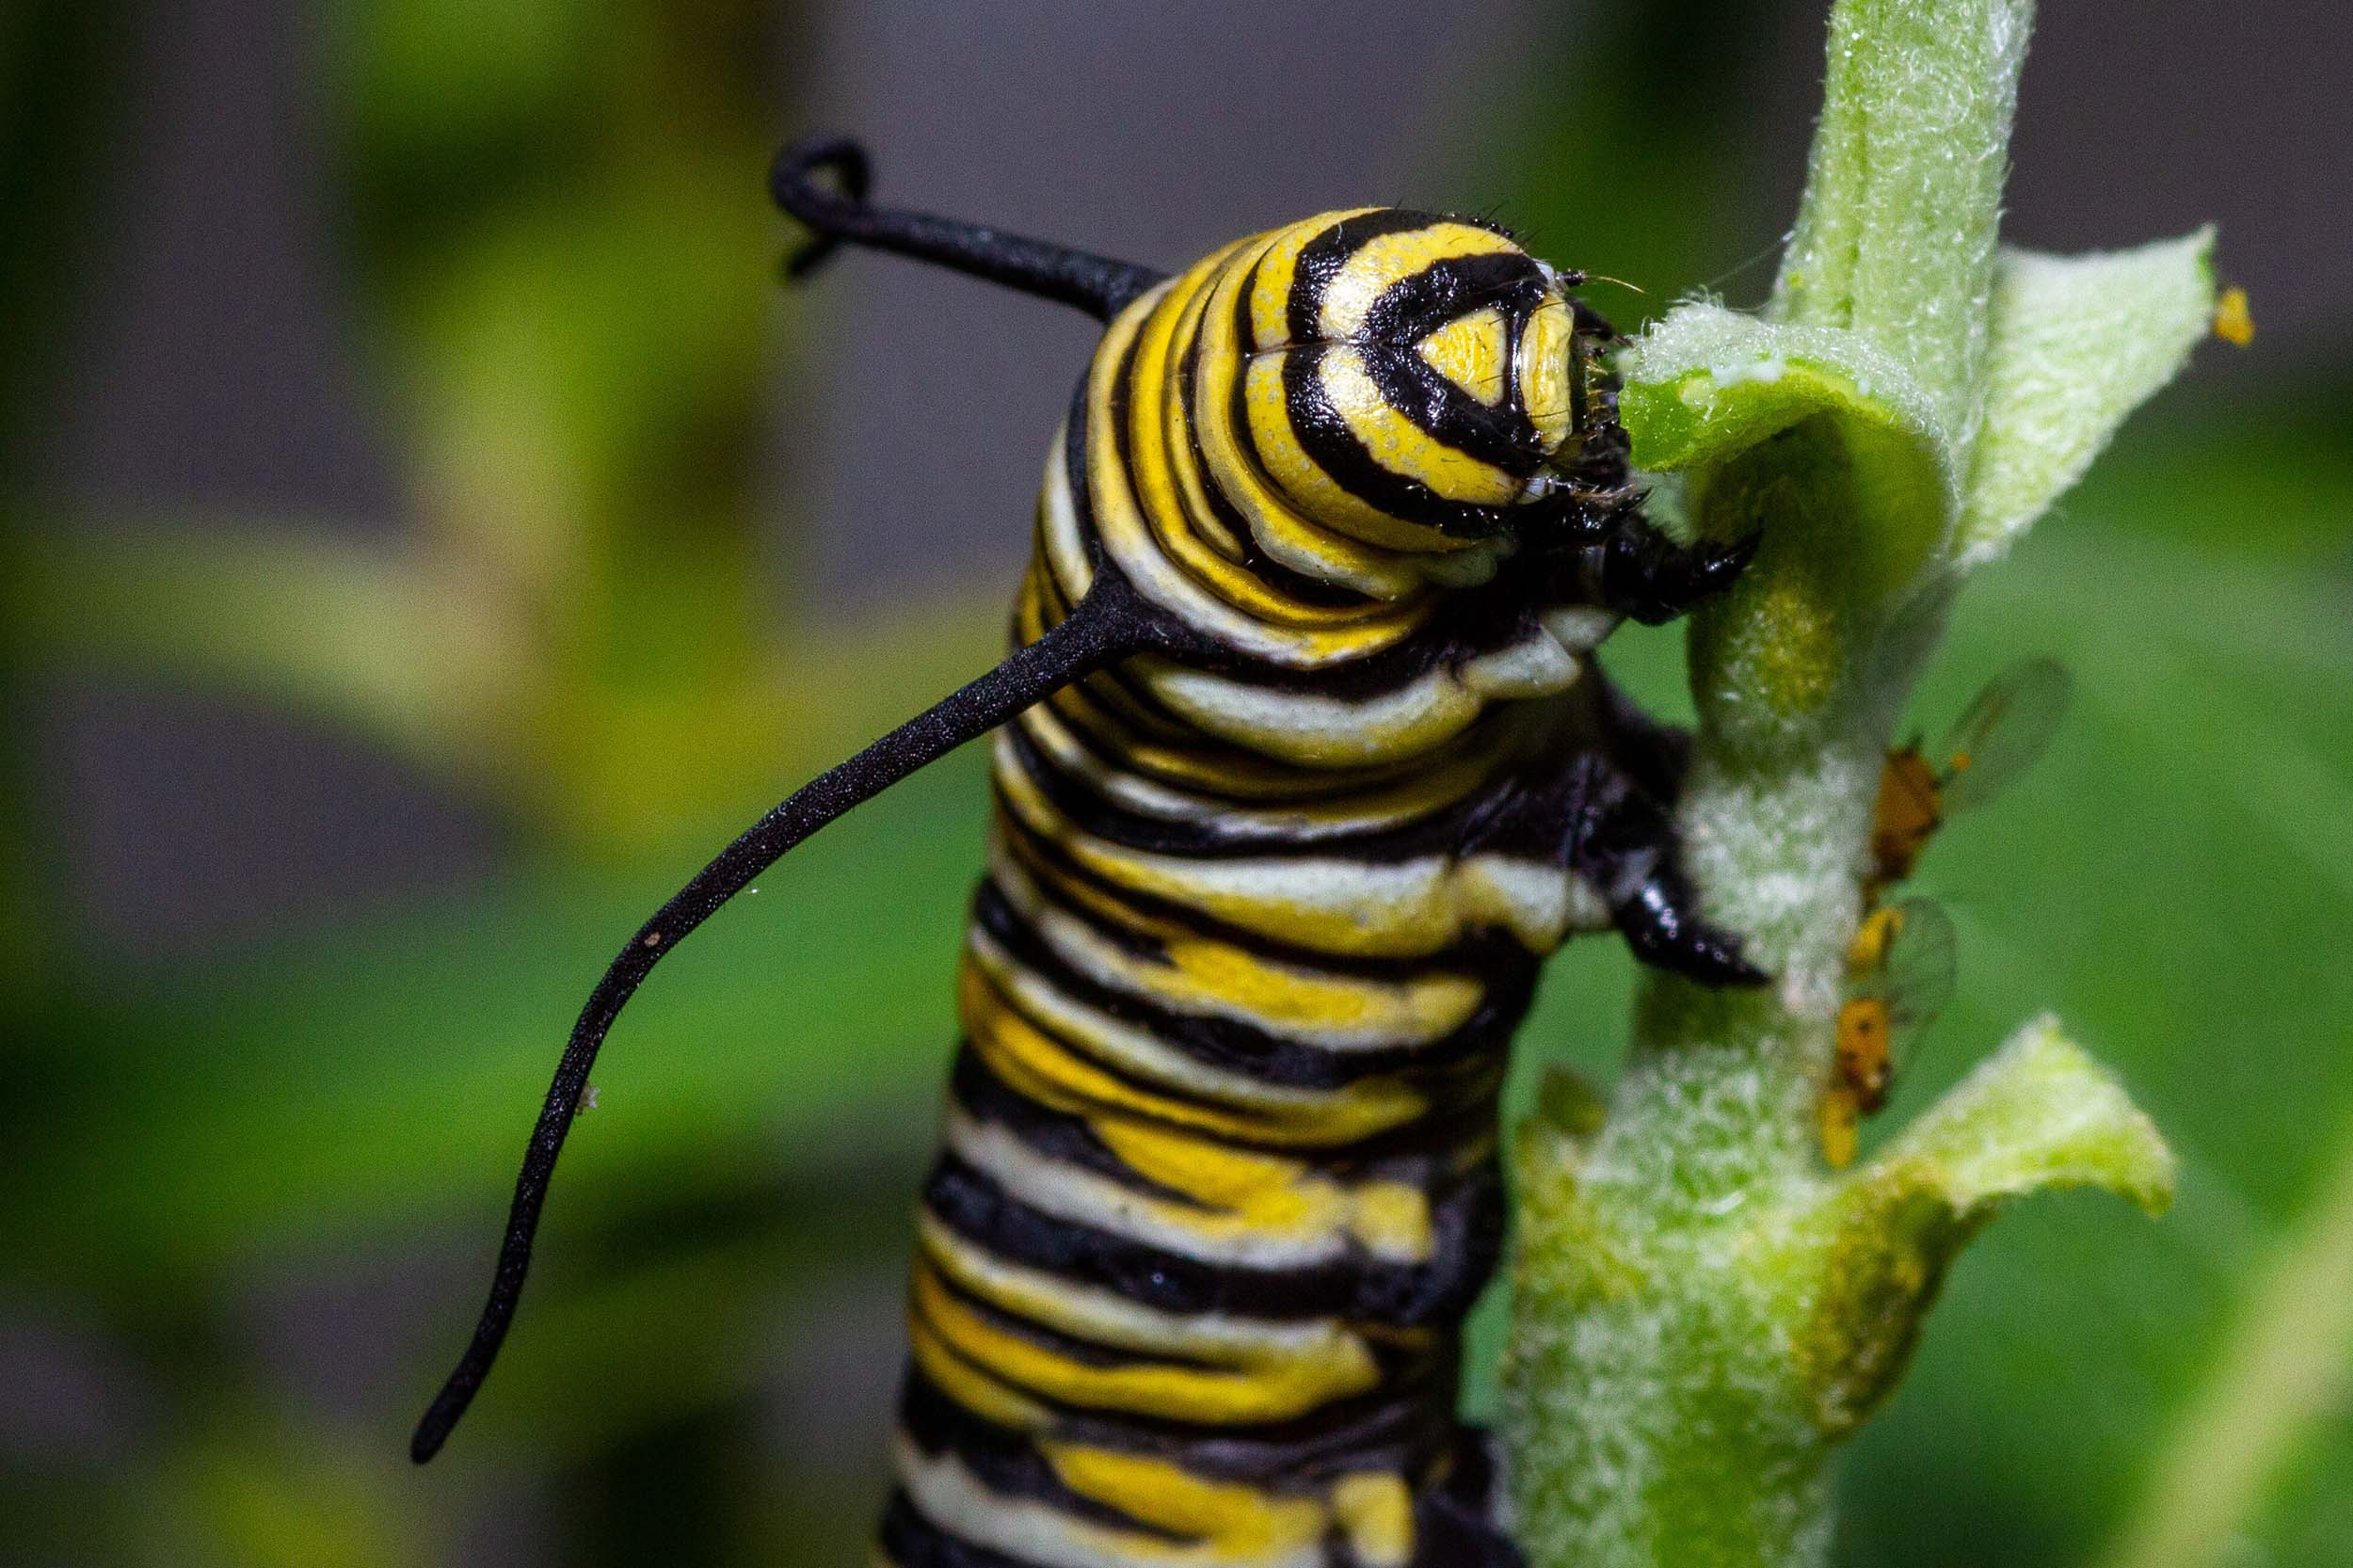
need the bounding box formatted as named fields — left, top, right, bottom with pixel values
left=1579, top=513, right=1760, bottom=625
left=770, top=134, right=1165, bottom=321
left=1566, top=746, right=1758, bottom=985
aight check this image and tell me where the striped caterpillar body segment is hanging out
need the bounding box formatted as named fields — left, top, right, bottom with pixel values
left=409, top=136, right=1765, bottom=1568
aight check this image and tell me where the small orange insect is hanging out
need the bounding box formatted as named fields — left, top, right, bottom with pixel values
left=1867, top=657, right=2071, bottom=903
left=1822, top=898, right=1958, bottom=1168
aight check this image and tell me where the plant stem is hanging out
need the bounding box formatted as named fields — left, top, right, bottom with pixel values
left=1499, top=2, right=2203, bottom=1563
left=1774, top=0, right=2030, bottom=458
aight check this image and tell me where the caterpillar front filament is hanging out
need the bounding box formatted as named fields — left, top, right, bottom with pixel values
left=412, top=136, right=1765, bottom=1568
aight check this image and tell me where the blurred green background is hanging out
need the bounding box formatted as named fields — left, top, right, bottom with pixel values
left=1, top=1, right=2346, bottom=1565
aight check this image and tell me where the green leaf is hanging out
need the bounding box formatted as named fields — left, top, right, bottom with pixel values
left=1956, top=233, right=2220, bottom=570
left=1793, top=1019, right=2173, bottom=1435
left=1870, top=1016, right=2175, bottom=1218
left=1618, top=304, right=1957, bottom=603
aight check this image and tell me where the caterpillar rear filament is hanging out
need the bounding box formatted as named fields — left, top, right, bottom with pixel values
left=412, top=135, right=1767, bottom=1568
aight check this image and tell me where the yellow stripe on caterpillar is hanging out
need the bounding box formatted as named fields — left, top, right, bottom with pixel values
left=987, top=835, right=1488, bottom=1050
left=895, top=1435, right=1332, bottom=1568
left=1314, top=222, right=1524, bottom=340
left=1238, top=352, right=1467, bottom=556
left=1330, top=1473, right=1417, bottom=1568
left=1089, top=1116, right=1436, bottom=1264
left=1009, top=702, right=1490, bottom=844
left=993, top=733, right=1583, bottom=956
left=1080, top=300, right=1422, bottom=668
left=1414, top=307, right=1511, bottom=408
left=945, top=1111, right=1375, bottom=1269
left=1044, top=1443, right=1329, bottom=1564
left=1316, top=348, right=1524, bottom=507
left=907, top=1315, right=1054, bottom=1432
left=966, top=928, right=1431, bottom=1144
left=909, top=1238, right=1388, bottom=1425
left=1123, top=248, right=1418, bottom=634
left=1518, top=295, right=1578, bottom=455
left=961, top=962, right=1326, bottom=1146
left=1196, top=245, right=1494, bottom=598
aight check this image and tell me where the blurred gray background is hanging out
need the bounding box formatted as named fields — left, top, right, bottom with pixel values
left=26, top=0, right=2350, bottom=952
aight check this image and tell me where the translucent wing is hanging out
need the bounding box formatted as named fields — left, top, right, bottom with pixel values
left=1836, top=898, right=1958, bottom=1109
left=1872, top=897, right=1957, bottom=1048
left=1934, top=657, right=2071, bottom=814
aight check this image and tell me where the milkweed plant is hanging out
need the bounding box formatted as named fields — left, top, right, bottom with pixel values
left=1499, top=0, right=2222, bottom=1563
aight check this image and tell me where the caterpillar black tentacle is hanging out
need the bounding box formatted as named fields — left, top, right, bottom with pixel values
left=413, top=139, right=1767, bottom=1567
left=409, top=574, right=1175, bottom=1464
left=771, top=134, right=1166, bottom=321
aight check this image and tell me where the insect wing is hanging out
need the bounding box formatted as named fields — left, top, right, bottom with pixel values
left=1825, top=900, right=1951, bottom=1162
left=1935, top=657, right=2071, bottom=814
left=1867, top=898, right=1958, bottom=1070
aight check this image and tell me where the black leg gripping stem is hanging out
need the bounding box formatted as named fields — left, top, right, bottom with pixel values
left=1572, top=752, right=1766, bottom=987
left=1410, top=1429, right=1526, bottom=1568
left=1471, top=742, right=1765, bottom=988
left=769, top=135, right=1167, bottom=321
left=1581, top=516, right=1758, bottom=626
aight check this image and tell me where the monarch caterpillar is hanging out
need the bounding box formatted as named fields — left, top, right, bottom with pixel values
left=411, top=136, right=1766, bottom=1567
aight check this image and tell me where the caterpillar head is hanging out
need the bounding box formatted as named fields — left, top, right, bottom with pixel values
left=1235, top=208, right=1617, bottom=552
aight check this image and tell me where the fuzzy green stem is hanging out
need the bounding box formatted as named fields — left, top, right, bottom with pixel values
left=1773, top=0, right=2029, bottom=459
left=1500, top=1, right=2206, bottom=1564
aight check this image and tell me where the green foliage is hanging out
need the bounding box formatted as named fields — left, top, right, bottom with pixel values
left=1461, top=446, right=2353, bottom=1568
left=2094, top=1123, right=2353, bottom=1568
left=3, top=0, right=802, bottom=857
left=1499, top=1, right=2230, bottom=1563
left=1795, top=1018, right=2174, bottom=1435
left=1961, top=236, right=2221, bottom=567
